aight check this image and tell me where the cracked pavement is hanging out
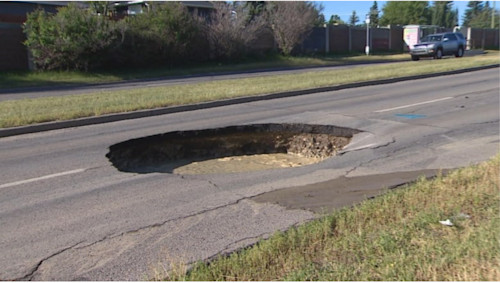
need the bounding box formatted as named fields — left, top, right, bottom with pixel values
left=0, top=68, right=498, bottom=280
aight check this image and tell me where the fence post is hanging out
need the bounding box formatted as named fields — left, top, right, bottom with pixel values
left=388, top=26, right=391, bottom=51
left=325, top=24, right=329, bottom=54
left=348, top=26, right=352, bottom=52
left=481, top=29, right=485, bottom=49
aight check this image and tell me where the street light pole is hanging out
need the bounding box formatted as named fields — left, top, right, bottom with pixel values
left=365, top=15, right=370, bottom=55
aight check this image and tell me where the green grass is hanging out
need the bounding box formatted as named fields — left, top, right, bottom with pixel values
left=0, top=51, right=498, bottom=128
left=156, top=155, right=500, bottom=281
left=0, top=53, right=409, bottom=90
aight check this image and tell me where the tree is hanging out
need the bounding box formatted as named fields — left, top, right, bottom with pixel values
left=463, top=1, right=483, bottom=26
left=463, top=1, right=499, bottom=28
left=315, top=12, right=326, bottom=27
left=430, top=1, right=457, bottom=28
left=349, top=10, right=359, bottom=26
left=243, top=1, right=266, bottom=23
left=369, top=1, right=379, bottom=27
left=266, top=1, right=320, bottom=56
left=380, top=1, right=431, bottom=26
left=201, top=2, right=267, bottom=60
left=328, top=14, right=345, bottom=25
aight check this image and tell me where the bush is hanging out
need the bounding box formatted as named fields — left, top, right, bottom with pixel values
left=118, top=2, right=206, bottom=67
left=24, top=3, right=117, bottom=71
left=25, top=2, right=306, bottom=71
left=24, top=2, right=207, bottom=70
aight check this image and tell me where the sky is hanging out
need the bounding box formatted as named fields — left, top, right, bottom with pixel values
left=315, top=1, right=473, bottom=26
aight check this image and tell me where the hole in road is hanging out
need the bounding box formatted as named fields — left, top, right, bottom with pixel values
left=106, top=123, right=361, bottom=174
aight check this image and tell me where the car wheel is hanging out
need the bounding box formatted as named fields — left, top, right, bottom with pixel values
left=411, top=55, right=420, bottom=61
left=434, top=49, right=443, bottom=59
left=455, top=47, right=464, bottom=57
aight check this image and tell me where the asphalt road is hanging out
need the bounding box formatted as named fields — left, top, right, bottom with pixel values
left=0, top=67, right=498, bottom=280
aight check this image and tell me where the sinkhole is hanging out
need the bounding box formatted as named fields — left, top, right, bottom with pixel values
left=106, top=123, right=361, bottom=174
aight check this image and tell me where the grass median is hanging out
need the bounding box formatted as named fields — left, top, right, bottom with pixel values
left=0, top=53, right=409, bottom=89
left=156, top=155, right=499, bottom=281
left=0, top=51, right=498, bottom=128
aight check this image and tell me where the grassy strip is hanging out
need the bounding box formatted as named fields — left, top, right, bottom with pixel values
left=157, top=155, right=500, bottom=281
left=0, top=52, right=498, bottom=128
left=0, top=53, right=408, bottom=89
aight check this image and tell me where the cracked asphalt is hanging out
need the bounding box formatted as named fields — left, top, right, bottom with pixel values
left=0, top=67, right=498, bottom=280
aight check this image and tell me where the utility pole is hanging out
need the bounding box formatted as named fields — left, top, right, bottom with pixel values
left=365, top=14, right=370, bottom=55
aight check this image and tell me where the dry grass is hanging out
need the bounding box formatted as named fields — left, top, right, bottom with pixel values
left=0, top=51, right=498, bottom=128
left=158, top=155, right=500, bottom=281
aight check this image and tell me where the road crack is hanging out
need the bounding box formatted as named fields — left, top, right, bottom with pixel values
left=344, top=137, right=396, bottom=177
left=195, top=219, right=306, bottom=268
left=13, top=241, right=83, bottom=281
left=75, top=195, right=251, bottom=251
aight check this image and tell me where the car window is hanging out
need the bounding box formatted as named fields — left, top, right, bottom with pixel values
left=426, top=35, right=442, bottom=42
left=444, top=34, right=457, bottom=41
left=455, top=33, right=464, bottom=39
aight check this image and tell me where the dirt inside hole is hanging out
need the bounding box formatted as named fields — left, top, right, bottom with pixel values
left=106, top=123, right=360, bottom=174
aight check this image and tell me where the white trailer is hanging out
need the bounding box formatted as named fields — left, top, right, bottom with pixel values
left=403, top=25, right=440, bottom=51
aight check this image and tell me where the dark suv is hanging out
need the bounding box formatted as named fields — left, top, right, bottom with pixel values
left=410, top=32, right=466, bottom=61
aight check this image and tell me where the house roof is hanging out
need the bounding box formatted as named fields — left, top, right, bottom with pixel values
left=180, top=1, right=214, bottom=9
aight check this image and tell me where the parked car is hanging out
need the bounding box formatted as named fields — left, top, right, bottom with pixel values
left=410, top=32, right=466, bottom=61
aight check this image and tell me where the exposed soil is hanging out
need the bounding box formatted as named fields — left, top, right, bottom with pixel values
left=106, top=123, right=360, bottom=174
left=172, top=153, right=323, bottom=175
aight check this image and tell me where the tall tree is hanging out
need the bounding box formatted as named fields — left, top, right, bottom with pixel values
left=380, top=1, right=431, bottom=25
left=463, top=0, right=499, bottom=28
left=369, top=1, right=379, bottom=27
left=463, top=1, right=483, bottom=26
left=312, top=2, right=326, bottom=26
left=349, top=10, right=359, bottom=26
left=431, top=1, right=457, bottom=28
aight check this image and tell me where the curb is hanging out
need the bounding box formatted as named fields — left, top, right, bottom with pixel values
left=0, top=64, right=498, bottom=138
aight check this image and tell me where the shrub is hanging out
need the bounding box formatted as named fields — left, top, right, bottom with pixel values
left=118, top=2, right=206, bottom=67
left=24, top=3, right=117, bottom=71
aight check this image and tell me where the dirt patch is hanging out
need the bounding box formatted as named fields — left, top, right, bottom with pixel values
left=173, top=153, right=323, bottom=175
left=106, top=123, right=360, bottom=174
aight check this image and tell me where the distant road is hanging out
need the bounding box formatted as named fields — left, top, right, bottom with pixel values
left=0, top=67, right=498, bottom=280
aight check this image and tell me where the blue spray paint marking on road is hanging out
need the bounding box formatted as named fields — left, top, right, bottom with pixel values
left=394, top=114, right=427, bottom=119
